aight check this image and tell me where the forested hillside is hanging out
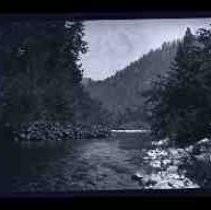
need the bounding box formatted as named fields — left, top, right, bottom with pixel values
left=84, top=40, right=179, bottom=128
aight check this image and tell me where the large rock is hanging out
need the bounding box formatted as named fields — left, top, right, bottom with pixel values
left=151, top=138, right=169, bottom=147
left=192, top=138, right=211, bottom=155
left=131, top=172, right=143, bottom=182
left=167, top=165, right=178, bottom=174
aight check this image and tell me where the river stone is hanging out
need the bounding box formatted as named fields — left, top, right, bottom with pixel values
left=162, top=159, right=172, bottom=166
left=152, top=139, right=169, bottom=147
left=150, top=160, right=162, bottom=168
left=131, top=173, right=143, bottom=182
left=185, top=145, right=194, bottom=153
left=152, top=181, right=172, bottom=189
left=167, top=165, right=178, bottom=174
left=145, top=179, right=157, bottom=186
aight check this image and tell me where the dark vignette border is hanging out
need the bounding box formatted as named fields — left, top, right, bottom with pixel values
left=0, top=1, right=211, bottom=207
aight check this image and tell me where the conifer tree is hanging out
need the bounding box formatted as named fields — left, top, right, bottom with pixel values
left=0, top=21, right=88, bottom=127
left=146, top=27, right=210, bottom=145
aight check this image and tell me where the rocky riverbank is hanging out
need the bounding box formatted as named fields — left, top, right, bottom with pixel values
left=179, top=138, right=211, bottom=188
left=11, top=121, right=111, bottom=141
left=131, top=138, right=203, bottom=189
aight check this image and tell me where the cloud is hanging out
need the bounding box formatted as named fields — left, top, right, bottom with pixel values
left=82, top=18, right=211, bottom=80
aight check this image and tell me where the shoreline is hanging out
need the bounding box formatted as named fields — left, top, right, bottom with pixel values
left=111, top=129, right=151, bottom=133
left=6, top=121, right=111, bottom=141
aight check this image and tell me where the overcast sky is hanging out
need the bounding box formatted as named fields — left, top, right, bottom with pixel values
left=81, top=18, right=211, bottom=81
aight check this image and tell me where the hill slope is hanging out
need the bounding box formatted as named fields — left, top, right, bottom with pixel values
left=84, top=41, right=179, bottom=128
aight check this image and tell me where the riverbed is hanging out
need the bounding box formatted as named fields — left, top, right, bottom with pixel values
left=0, top=130, right=199, bottom=192
left=0, top=131, right=154, bottom=192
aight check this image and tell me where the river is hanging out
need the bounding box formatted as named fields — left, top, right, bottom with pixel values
left=0, top=131, right=154, bottom=192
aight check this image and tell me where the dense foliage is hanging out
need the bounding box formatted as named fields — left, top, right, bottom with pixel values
left=85, top=40, right=178, bottom=128
left=0, top=20, right=109, bottom=130
left=146, top=27, right=211, bottom=145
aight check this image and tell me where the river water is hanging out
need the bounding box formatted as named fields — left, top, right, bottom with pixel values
left=0, top=131, right=154, bottom=192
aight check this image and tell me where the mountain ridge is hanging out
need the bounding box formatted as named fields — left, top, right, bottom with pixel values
left=84, top=40, right=179, bottom=118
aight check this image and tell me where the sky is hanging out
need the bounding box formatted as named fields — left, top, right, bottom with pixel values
left=81, top=18, right=211, bottom=81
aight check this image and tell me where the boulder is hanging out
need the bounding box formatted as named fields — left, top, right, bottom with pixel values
left=131, top=173, right=143, bottom=182
left=150, top=160, right=162, bottom=168
left=167, top=165, right=178, bottom=174
left=192, top=138, right=211, bottom=155
left=145, top=179, right=157, bottom=186
left=152, top=138, right=169, bottom=147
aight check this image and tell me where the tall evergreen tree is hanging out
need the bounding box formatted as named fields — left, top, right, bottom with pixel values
left=145, top=27, right=211, bottom=145
left=0, top=20, right=88, bottom=128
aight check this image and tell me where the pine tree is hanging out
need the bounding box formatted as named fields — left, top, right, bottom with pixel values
left=146, top=27, right=211, bottom=145
left=0, top=21, right=88, bottom=128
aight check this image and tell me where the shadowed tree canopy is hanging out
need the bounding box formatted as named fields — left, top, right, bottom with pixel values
left=145, top=26, right=211, bottom=146
left=0, top=20, right=109, bottom=129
